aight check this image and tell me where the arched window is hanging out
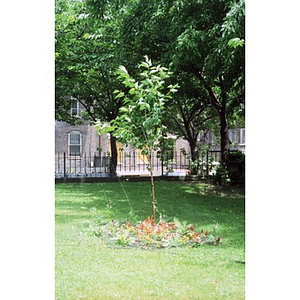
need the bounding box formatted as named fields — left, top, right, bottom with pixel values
left=68, top=131, right=82, bottom=156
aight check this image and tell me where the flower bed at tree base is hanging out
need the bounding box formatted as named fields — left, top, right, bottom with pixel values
left=90, top=216, right=221, bottom=250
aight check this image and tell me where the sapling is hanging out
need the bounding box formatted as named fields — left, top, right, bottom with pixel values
left=95, top=56, right=179, bottom=221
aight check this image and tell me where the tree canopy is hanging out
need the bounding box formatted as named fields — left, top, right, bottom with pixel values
left=119, top=0, right=245, bottom=163
left=55, top=0, right=130, bottom=172
left=55, top=0, right=245, bottom=169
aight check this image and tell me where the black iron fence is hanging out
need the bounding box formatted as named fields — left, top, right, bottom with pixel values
left=55, top=152, right=111, bottom=178
left=55, top=150, right=222, bottom=178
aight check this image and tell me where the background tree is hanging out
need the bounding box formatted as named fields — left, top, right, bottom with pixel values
left=120, top=0, right=245, bottom=166
left=95, top=57, right=178, bottom=221
left=56, top=0, right=245, bottom=175
left=163, top=72, right=217, bottom=174
left=55, top=0, right=87, bottom=124
left=55, top=0, right=128, bottom=174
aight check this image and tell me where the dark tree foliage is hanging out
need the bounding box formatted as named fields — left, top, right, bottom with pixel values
left=119, top=0, right=245, bottom=165
left=56, top=0, right=245, bottom=173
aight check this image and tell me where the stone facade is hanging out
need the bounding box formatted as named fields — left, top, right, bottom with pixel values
left=55, top=121, right=102, bottom=155
left=55, top=100, right=244, bottom=178
left=55, top=121, right=190, bottom=157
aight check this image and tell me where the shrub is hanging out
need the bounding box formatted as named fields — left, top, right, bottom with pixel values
left=216, top=151, right=245, bottom=186
left=215, top=162, right=230, bottom=186
left=89, top=216, right=220, bottom=249
left=227, top=151, right=245, bottom=185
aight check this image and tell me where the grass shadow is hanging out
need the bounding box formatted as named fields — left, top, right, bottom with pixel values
left=55, top=181, right=245, bottom=299
left=56, top=181, right=245, bottom=248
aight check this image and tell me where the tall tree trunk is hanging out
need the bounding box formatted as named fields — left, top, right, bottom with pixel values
left=192, top=70, right=230, bottom=167
left=149, top=151, right=156, bottom=222
left=219, top=76, right=231, bottom=167
left=219, top=109, right=230, bottom=166
left=110, top=135, right=118, bottom=176
left=189, top=139, right=199, bottom=175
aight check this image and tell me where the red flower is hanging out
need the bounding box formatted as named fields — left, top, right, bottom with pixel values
left=190, top=225, right=194, bottom=231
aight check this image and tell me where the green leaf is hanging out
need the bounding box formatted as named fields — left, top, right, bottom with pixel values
left=144, top=55, right=152, bottom=66
left=95, top=121, right=116, bottom=134
left=124, top=116, right=131, bottom=122
left=115, top=92, right=125, bottom=99
left=119, top=107, right=128, bottom=113
left=116, top=65, right=129, bottom=77
left=140, top=62, right=150, bottom=69
left=129, top=88, right=136, bottom=95
left=149, top=69, right=158, bottom=74
left=227, top=38, right=244, bottom=49
left=146, top=79, right=153, bottom=85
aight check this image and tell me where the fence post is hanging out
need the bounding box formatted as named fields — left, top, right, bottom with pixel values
left=206, top=151, right=209, bottom=177
left=63, top=152, right=66, bottom=178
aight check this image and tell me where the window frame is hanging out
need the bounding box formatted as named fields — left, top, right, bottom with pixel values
left=228, top=128, right=245, bottom=145
left=240, top=128, right=245, bottom=145
left=208, top=131, right=216, bottom=145
left=70, top=98, right=81, bottom=117
left=68, top=131, right=82, bottom=156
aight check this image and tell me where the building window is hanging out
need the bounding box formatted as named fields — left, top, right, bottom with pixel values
left=229, top=129, right=240, bottom=144
left=240, top=128, right=245, bottom=145
left=70, top=99, right=81, bottom=117
left=228, top=128, right=245, bottom=145
left=208, top=131, right=217, bottom=145
left=68, top=131, right=82, bottom=156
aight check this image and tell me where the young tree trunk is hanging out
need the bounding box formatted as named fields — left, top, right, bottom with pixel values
left=149, top=151, right=156, bottom=222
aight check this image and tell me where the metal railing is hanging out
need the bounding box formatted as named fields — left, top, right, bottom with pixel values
left=55, top=150, right=190, bottom=178
left=55, top=150, right=223, bottom=178
left=55, top=152, right=111, bottom=178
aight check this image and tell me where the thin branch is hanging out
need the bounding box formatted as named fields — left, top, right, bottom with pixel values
left=74, top=96, right=97, bottom=122
left=171, top=115, right=187, bottom=138
left=189, top=104, right=214, bottom=123
left=192, top=69, right=222, bottom=112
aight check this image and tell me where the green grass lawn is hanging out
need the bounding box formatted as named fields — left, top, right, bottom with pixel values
left=55, top=180, right=245, bottom=299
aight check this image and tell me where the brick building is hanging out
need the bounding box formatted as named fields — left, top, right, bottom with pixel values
left=55, top=99, right=244, bottom=177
